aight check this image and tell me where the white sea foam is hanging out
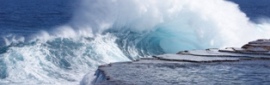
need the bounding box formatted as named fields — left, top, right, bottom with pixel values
left=1, top=0, right=270, bottom=85
left=71, top=0, right=270, bottom=52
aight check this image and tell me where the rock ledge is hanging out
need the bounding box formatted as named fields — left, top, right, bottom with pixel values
left=93, top=39, right=270, bottom=85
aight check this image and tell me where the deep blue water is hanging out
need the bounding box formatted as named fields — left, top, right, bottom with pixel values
left=230, top=0, right=270, bottom=22
left=0, top=0, right=75, bottom=38
left=0, top=0, right=270, bottom=36
left=0, top=0, right=270, bottom=85
left=0, top=0, right=269, bottom=44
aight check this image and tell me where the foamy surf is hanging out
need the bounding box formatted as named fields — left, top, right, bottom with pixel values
left=1, top=0, right=270, bottom=85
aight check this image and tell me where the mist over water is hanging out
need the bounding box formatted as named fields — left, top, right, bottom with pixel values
left=1, top=0, right=270, bottom=85
left=71, top=0, right=270, bottom=52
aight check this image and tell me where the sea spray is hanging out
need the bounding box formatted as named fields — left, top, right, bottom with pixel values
left=1, top=0, right=270, bottom=85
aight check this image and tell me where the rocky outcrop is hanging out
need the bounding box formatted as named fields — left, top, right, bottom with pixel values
left=93, top=39, right=270, bottom=85
left=242, top=39, right=270, bottom=52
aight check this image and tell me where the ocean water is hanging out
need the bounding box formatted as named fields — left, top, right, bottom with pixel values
left=0, top=0, right=270, bottom=85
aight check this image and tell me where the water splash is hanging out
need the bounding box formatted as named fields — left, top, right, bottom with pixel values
left=1, top=0, right=270, bottom=85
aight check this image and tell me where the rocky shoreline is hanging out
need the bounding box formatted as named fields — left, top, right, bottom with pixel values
left=93, top=39, right=270, bottom=85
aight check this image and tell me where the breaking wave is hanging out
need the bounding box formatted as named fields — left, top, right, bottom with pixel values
left=1, top=0, right=270, bottom=85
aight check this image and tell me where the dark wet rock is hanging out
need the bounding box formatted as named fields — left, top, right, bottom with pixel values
left=242, top=39, right=270, bottom=52
left=93, top=39, right=270, bottom=85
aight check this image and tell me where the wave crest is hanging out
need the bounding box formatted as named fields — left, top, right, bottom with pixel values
left=1, top=0, right=270, bottom=84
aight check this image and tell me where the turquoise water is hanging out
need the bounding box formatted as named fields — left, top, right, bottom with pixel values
left=0, top=0, right=270, bottom=84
